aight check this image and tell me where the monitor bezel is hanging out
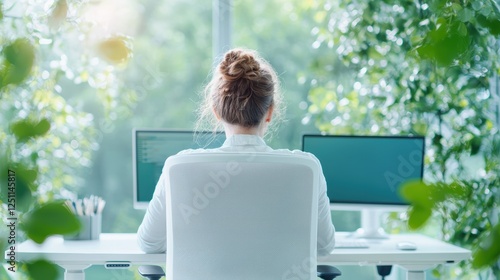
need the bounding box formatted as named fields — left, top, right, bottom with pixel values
left=132, top=128, right=225, bottom=209
left=301, top=134, right=425, bottom=208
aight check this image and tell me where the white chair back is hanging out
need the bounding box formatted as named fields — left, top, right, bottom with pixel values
left=165, top=153, right=319, bottom=280
left=164, top=152, right=320, bottom=280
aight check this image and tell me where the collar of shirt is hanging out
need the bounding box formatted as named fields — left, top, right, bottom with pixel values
left=222, top=134, right=267, bottom=148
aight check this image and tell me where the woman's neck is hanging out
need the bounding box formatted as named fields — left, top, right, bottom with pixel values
left=223, top=122, right=265, bottom=138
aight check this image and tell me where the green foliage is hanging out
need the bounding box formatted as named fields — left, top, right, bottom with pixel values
left=9, top=118, right=50, bottom=143
left=0, top=38, right=35, bottom=89
left=400, top=180, right=468, bottom=230
left=1, top=0, right=135, bottom=279
left=473, top=223, right=500, bottom=269
left=415, top=18, right=471, bottom=67
left=20, top=201, right=81, bottom=244
left=400, top=180, right=434, bottom=229
left=23, top=259, right=59, bottom=280
left=400, top=173, right=500, bottom=271
left=305, top=0, right=500, bottom=277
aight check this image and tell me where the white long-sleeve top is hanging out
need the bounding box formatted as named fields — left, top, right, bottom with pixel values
left=137, top=134, right=336, bottom=256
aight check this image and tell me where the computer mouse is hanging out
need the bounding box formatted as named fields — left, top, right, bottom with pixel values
left=397, top=241, right=417, bottom=250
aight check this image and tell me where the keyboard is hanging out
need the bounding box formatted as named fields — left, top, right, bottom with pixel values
left=334, top=239, right=370, bottom=249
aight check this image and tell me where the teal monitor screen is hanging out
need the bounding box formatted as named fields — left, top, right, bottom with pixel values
left=302, top=135, right=424, bottom=206
left=133, top=129, right=225, bottom=209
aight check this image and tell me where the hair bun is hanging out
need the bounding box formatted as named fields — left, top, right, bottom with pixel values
left=219, top=49, right=260, bottom=81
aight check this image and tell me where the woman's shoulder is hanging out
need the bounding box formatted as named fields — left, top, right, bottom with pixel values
left=271, top=148, right=322, bottom=162
left=173, top=147, right=321, bottom=162
left=176, top=148, right=220, bottom=155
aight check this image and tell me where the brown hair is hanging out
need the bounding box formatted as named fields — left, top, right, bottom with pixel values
left=196, top=48, right=284, bottom=135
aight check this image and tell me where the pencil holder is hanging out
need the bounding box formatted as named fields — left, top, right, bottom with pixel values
left=64, top=214, right=101, bottom=240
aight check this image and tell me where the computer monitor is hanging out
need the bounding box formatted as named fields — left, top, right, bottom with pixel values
left=302, top=134, right=425, bottom=238
left=133, top=129, right=226, bottom=209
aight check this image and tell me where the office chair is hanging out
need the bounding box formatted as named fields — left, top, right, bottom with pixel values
left=139, top=152, right=341, bottom=280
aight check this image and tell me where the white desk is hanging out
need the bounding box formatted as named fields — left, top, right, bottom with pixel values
left=320, top=232, right=471, bottom=280
left=11, top=234, right=164, bottom=280
left=10, top=232, right=470, bottom=280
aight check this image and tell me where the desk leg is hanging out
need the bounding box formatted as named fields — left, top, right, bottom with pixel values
left=407, top=270, right=425, bottom=280
left=400, top=264, right=432, bottom=280
left=59, top=264, right=91, bottom=280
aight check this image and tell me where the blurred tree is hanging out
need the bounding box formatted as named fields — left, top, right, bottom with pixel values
left=233, top=0, right=326, bottom=148
left=1, top=0, right=134, bottom=278
left=304, top=0, right=500, bottom=278
left=77, top=0, right=214, bottom=234
left=83, top=0, right=337, bottom=235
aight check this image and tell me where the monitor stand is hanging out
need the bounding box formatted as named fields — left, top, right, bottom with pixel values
left=348, top=209, right=389, bottom=239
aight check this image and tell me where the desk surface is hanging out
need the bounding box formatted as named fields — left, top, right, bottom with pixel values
left=15, top=233, right=164, bottom=265
left=11, top=232, right=471, bottom=280
left=320, top=232, right=470, bottom=267
left=14, top=232, right=471, bottom=268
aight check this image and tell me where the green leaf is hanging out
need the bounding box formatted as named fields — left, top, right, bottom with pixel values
left=407, top=205, right=433, bottom=229
left=432, top=134, right=443, bottom=146
left=477, top=15, right=500, bottom=35
left=415, top=44, right=435, bottom=60
left=417, top=19, right=472, bottom=66
left=471, top=1, right=483, bottom=11
left=444, top=181, right=468, bottom=198
left=478, top=4, right=493, bottom=17
left=457, top=8, right=474, bottom=22
left=451, top=3, right=462, bottom=13
left=399, top=180, right=434, bottom=208
left=429, top=0, right=448, bottom=13
left=24, top=259, right=59, bottom=280
left=472, top=223, right=500, bottom=268
left=433, top=32, right=470, bottom=66
left=400, top=180, right=437, bottom=229
left=97, top=36, right=132, bottom=64
left=412, top=122, right=428, bottom=135
left=430, top=18, right=448, bottom=41
left=20, top=201, right=81, bottom=244
left=470, top=136, right=482, bottom=155
left=1, top=38, right=35, bottom=87
left=10, top=118, right=51, bottom=142
left=457, top=22, right=468, bottom=36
